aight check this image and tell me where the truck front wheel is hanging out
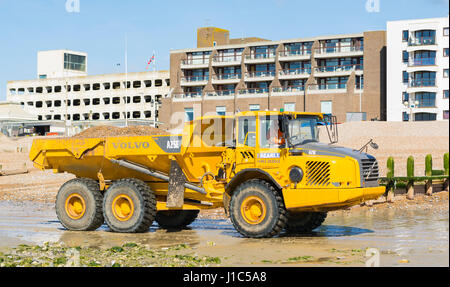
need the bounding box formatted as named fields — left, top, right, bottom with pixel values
left=103, top=178, right=156, bottom=233
left=230, top=180, right=287, bottom=238
left=156, top=210, right=200, bottom=230
left=285, top=212, right=327, bottom=233
left=55, top=178, right=104, bottom=231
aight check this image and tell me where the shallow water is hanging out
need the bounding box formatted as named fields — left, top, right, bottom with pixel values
left=0, top=201, right=448, bottom=266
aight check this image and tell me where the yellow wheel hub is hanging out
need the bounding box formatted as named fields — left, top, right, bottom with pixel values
left=241, top=196, right=267, bottom=225
left=112, top=194, right=134, bottom=221
left=65, top=193, right=86, bottom=220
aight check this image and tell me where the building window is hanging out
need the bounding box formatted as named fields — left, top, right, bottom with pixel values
left=402, top=30, right=409, bottom=42
left=402, top=112, right=409, bottom=122
left=402, top=51, right=409, bottom=63
left=249, top=104, right=260, bottom=111
left=415, top=92, right=436, bottom=108
left=444, top=90, right=449, bottom=99
left=185, top=108, right=194, bottom=122
left=321, top=101, right=332, bottom=114
left=444, top=110, right=449, bottom=120
left=414, top=113, right=436, bottom=121
left=216, top=106, right=226, bottom=116
left=444, top=48, right=449, bottom=57
left=284, top=102, right=296, bottom=112
left=39, top=75, right=47, bottom=79
left=444, top=69, right=449, bottom=78
left=444, top=27, right=449, bottom=37
left=403, top=71, right=409, bottom=84
left=402, top=92, right=409, bottom=103
left=64, top=53, right=86, bottom=72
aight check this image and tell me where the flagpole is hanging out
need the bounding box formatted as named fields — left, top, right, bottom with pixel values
left=125, top=34, right=128, bottom=127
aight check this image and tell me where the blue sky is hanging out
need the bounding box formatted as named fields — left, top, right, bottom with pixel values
left=0, top=0, right=448, bottom=101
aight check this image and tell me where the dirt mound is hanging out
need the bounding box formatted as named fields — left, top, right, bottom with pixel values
left=72, top=125, right=169, bottom=138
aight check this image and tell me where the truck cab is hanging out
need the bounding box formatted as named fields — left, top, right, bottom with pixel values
left=182, top=111, right=385, bottom=237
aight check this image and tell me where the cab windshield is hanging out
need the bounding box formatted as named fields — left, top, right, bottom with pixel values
left=286, top=116, right=320, bottom=147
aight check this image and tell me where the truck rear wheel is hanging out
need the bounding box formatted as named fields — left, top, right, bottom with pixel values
left=55, top=178, right=104, bottom=231
left=103, top=178, right=156, bottom=233
left=230, top=180, right=287, bottom=238
left=285, top=212, right=327, bottom=233
left=156, top=210, right=199, bottom=229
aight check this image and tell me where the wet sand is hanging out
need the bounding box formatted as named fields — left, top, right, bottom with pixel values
left=0, top=192, right=448, bottom=267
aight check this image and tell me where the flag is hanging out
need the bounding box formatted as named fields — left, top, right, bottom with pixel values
left=146, top=54, right=155, bottom=70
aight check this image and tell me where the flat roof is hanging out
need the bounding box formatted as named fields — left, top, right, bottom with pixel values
left=170, top=31, right=375, bottom=53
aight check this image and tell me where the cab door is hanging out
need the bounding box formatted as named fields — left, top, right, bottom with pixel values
left=235, top=115, right=257, bottom=170
left=256, top=115, right=283, bottom=170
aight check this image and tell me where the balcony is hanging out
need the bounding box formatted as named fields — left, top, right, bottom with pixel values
left=278, top=68, right=311, bottom=80
left=307, top=83, right=347, bottom=94
left=181, top=58, right=210, bottom=69
left=278, top=49, right=311, bottom=61
left=172, top=92, right=203, bottom=102
left=272, top=85, right=305, bottom=97
left=205, top=90, right=236, bottom=100
left=314, top=45, right=364, bottom=58
left=245, top=71, right=275, bottom=82
left=244, top=52, right=276, bottom=64
left=408, top=36, right=436, bottom=46
left=212, top=54, right=242, bottom=66
left=180, top=75, right=209, bottom=86
left=237, top=88, right=269, bottom=98
left=408, top=57, right=436, bottom=67
left=211, top=73, right=241, bottom=84
left=406, top=79, right=437, bottom=93
left=314, top=64, right=363, bottom=77
left=407, top=58, right=438, bottom=72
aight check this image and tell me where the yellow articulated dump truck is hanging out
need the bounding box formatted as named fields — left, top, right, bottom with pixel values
left=29, top=111, right=385, bottom=238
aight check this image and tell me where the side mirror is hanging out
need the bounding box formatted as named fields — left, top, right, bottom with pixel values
left=370, top=142, right=379, bottom=150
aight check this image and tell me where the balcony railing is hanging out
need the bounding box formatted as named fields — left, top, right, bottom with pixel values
left=407, top=58, right=436, bottom=67
left=315, top=45, right=364, bottom=55
left=315, top=64, right=363, bottom=73
left=279, top=49, right=311, bottom=57
left=180, top=75, right=209, bottom=83
left=212, top=73, right=241, bottom=81
left=245, top=52, right=276, bottom=60
left=408, top=37, right=436, bottom=46
left=173, top=92, right=203, bottom=99
left=279, top=68, right=311, bottom=76
left=408, top=79, right=436, bottom=88
left=206, top=90, right=236, bottom=97
left=272, top=85, right=305, bottom=93
left=245, top=71, right=276, bottom=78
left=308, top=83, right=347, bottom=91
left=212, top=54, right=242, bottom=63
left=238, top=88, right=269, bottom=95
left=181, top=58, right=210, bottom=65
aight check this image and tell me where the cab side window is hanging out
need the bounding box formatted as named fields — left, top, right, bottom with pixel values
left=237, top=116, right=256, bottom=147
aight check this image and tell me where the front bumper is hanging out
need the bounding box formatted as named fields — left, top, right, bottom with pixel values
left=283, top=185, right=386, bottom=212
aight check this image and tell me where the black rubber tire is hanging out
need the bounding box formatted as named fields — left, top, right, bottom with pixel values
left=103, top=178, right=156, bottom=233
left=156, top=210, right=200, bottom=229
left=55, top=178, right=104, bottom=231
left=230, top=179, right=287, bottom=238
left=285, top=212, right=327, bottom=233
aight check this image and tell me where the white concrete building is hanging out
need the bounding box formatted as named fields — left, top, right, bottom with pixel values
left=387, top=16, right=449, bottom=121
left=6, top=50, right=171, bottom=135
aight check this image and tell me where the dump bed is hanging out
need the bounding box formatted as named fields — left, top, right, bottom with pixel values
left=30, top=135, right=183, bottom=181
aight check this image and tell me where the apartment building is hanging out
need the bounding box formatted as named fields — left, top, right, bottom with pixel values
left=387, top=16, right=449, bottom=121
left=160, top=27, right=386, bottom=131
left=6, top=50, right=170, bottom=135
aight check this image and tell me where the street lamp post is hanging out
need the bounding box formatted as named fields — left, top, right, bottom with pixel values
left=403, top=99, right=420, bottom=122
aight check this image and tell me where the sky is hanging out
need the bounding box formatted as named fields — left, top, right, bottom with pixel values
left=0, top=0, right=448, bottom=101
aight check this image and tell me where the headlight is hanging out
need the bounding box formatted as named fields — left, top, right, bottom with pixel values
left=289, top=166, right=304, bottom=183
